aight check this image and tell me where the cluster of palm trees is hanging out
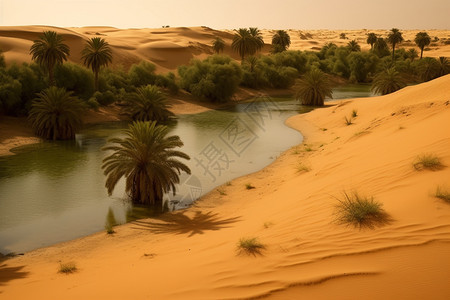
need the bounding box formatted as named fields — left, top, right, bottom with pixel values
left=366, top=29, right=433, bottom=60
left=27, top=30, right=190, bottom=207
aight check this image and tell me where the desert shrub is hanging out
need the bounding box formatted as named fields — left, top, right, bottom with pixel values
left=435, top=186, right=450, bottom=203
left=413, top=154, right=444, bottom=171
left=237, top=237, right=265, bottom=255
left=335, top=191, right=389, bottom=229
left=178, top=55, right=242, bottom=102
left=55, top=63, right=94, bottom=100
left=128, top=61, right=158, bottom=87
left=99, top=66, right=129, bottom=92
left=272, top=50, right=308, bottom=73
left=59, top=262, right=77, bottom=274
left=0, top=72, right=22, bottom=115
left=348, top=51, right=379, bottom=82
left=93, top=90, right=116, bottom=106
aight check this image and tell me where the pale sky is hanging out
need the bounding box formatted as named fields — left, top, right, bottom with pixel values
left=1, top=0, right=449, bottom=29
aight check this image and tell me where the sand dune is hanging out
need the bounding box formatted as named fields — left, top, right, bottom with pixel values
left=1, top=26, right=449, bottom=72
left=1, top=75, right=449, bottom=299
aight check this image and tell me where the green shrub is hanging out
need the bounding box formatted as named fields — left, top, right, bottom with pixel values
left=245, top=183, right=255, bottom=190
left=178, top=55, right=242, bottom=102
left=59, top=262, right=77, bottom=274
left=128, top=61, right=157, bottom=87
left=55, top=63, right=94, bottom=100
left=237, top=237, right=265, bottom=255
left=335, top=191, right=389, bottom=228
left=413, top=154, right=444, bottom=171
left=435, top=186, right=450, bottom=203
left=93, top=90, right=116, bottom=106
left=0, top=72, right=22, bottom=115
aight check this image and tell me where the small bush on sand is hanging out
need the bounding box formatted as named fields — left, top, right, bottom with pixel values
left=245, top=183, right=255, bottom=190
left=297, top=163, right=311, bottom=173
left=413, top=154, right=444, bottom=171
left=345, top=116, right=353, bottom=125
left=59, top=262, right=77, bottom=274
left=435, top=186, right=450, bottom=203
left=237, top=237, right=265, bottom=255
left=335, top=191, right=389, bottom=229
left=352, top=109, right=358, bottom=118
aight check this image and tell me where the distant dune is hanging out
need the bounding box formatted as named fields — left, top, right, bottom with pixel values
left=1, top=26, right=449, bottom=72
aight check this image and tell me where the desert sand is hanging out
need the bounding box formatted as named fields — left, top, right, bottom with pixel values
left=1, top=26, right=449, bottom=72
left=1, top=68, right=449, bottom=298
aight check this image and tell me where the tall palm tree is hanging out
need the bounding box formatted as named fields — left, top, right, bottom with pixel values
left=272, top=30, right=291, bottom=52
left=212, top=37, right=225, bottom=54
left=249, top=27, right=264, bottom=52
left=102, top=121, right=191, bottom=206
left=371, top=67, right=406, bottom=95
left=232, top=28, right=257, bottom=61
left=414, top=32, right=431, bottom=59
left=29, top=30, right=70, bottom=85
left=366, top=33, right=377, bottom=50
left=123, top=85, right=174, bottom=122
left=373, top=37, right=389, bottom=57
left=81, top=37, right=113, bottom=91
left=347, top=40, right=361, bottom=52
left=296, top=68, right=333, bottom=106
left=387, top=28, right=404, bottom=60
left=28, top=86, right=85, bottom=140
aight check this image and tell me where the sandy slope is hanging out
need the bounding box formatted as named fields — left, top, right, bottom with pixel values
left=1, top=26, right=449, bottom=72
left=1, top=75, right=449, bottom=299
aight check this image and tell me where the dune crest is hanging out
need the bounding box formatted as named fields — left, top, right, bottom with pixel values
left=1, top=26, right=449, bottom=72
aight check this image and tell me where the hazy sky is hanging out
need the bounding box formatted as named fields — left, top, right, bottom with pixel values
left=1, top=0, right=449, bottom=29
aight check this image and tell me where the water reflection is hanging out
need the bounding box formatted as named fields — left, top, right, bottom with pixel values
left=0, top=87, right=374, bottom=253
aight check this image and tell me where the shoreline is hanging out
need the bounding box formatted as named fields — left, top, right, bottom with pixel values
left=1, top=76, right=449, bottom=299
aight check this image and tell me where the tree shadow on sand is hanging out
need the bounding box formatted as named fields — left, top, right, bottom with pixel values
left=131, top=211, right=241, bottom=237
left=0, top=257, right=29, bottom=293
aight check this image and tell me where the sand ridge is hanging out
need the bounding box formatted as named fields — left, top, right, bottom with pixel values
left=1, top=26, right=449, bottom=73
left=1, top=75, right=449, bottom=299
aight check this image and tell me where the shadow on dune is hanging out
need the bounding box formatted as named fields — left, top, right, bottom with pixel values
left=131, top=211, right=241, bottom=237
left=0, top=260, right=29, bottom=290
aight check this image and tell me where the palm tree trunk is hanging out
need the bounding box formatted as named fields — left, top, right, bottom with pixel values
left=392, top=44, right=396, bottom=61
left=94, top=71, right=99, bottom=91
left=49, top=66, right=55, bottom=86
left=420, top=47, right=424, bottom=59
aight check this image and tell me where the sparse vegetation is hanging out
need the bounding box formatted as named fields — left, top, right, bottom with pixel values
left=105, top=207, right=117, bottom=234
left=335, top=191, right=389, bottom=229
left=59, top=262, right=77, bottom=274
left=217, top=188, right=226, bottom=196
left=297, top=163, right=311, bottom=173
left=245, top=183, right=255, bottom=190
left=435, top=186, right=450, bottom=203
left=413, top=154, right=444, bottom=171
left=237, top=237, right=265, bottom=255
left=351, top=109, right=358, bottom=118
left=345, top=116, right=353, bottom=125
left=263, top=222, right=273, bottom=228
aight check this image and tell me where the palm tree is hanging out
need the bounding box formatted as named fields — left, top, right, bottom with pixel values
left=212, top=37, right=225, bottom=54
left=347, top=40, right=361, bottom=52
left=296, top=68, right=333, bottom=106
left=437, top=57, right=450, bottom=77
left=123, top=85, right=174, bottom=122
left=232, top=28, right=257, bottom=61
left=102, top=121, right=191, bottom=206
left=272, top=30, right=291, bottom=52
left=249, top=27, right=264, bottom=52
left=29, top=30, right=70, bottom=85
left=387, top=28, right=404, bottom=60
left=373, top=37, right=389, bottom=57
left=414, top=32, right=431, bottom=59
left=81, top=37, right=113, bottom=91
left=366, top=33, right=377, bottom=50
left=28, top=86, right=85, bottom=140
left=371, top=68, right=406, bottom=95
left=407, top=48, right=419, bottom=61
